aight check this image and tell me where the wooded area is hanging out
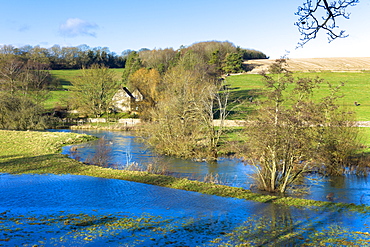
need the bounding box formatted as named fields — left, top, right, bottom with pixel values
left=0, top=42, right=267, bottom=70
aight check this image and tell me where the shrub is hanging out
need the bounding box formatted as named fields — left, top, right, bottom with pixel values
left=0, top=93, right=47, bottom=130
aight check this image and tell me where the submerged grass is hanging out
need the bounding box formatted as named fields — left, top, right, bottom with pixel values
left=1, top=130, right=369, bottom=214
left=2, top=208, right=369, bottom=246
left=220, top=214, right=370, bottom=247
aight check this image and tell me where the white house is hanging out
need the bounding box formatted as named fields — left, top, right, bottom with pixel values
left=111, top=87, right=143, bottom=113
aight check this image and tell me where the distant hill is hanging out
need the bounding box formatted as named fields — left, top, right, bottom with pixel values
left=244, top=57, right=370, bottom=73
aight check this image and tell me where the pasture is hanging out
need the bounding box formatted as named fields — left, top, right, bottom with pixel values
left=225, top=71, right=370, bottom=121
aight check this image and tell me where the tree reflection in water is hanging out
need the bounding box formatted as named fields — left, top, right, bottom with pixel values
left=224, top=203, right=369, bottom=246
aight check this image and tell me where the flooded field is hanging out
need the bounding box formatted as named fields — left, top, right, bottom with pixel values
left=1, top=129, right=369, bottom=246
left=61, top=130, right=370, bottom=205
left=1, top=173, right=369, bottom=246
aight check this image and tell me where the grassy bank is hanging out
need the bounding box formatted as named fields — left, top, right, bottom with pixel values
left=1, top=130, right=369, bottom=214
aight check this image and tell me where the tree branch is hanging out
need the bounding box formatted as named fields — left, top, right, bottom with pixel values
left=295, top=0, right=359, bottom=48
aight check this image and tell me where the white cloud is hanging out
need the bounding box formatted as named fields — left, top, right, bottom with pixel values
left=59, top=18, right=98, bottom=38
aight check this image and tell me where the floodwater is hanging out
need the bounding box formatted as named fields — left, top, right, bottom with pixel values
left=1, top=129, right=370, bottom=246
left=1, top=173, right=369, bottom=246
left=61, top=130, right=253, bottom=188
left=59, top=129, right=370, bottom=205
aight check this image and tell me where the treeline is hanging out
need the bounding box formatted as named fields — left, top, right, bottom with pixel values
left=0, top=41, right=267, bottom=70
left=0, top=44, right=125, bottom=69
left=123, top=41, right=267, bottom=81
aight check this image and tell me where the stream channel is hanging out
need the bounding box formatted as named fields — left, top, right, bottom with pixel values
left=0, top=129, right=369, bottom=246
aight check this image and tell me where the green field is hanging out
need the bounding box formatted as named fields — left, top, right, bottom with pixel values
left=224, top=71, right=370, bottom=151
left=46, top=68, right=124, bottom=110
left=225, top=71, right=370, bottom=121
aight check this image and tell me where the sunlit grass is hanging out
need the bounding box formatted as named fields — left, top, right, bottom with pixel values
left=223, top=72, right=370, bottom=152
left=50, top=69, right=80, bottom=86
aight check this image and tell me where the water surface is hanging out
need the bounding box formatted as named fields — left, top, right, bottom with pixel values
left=59, top=129, right=370, bottom=205
left=1, top=173, right=369, bottom=246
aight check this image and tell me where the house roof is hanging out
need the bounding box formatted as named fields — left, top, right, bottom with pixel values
left=122, top=87, right=135, bottom=99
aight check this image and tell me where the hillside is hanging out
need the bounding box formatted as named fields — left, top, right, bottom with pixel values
left=244, top=57, right=370, bottom=73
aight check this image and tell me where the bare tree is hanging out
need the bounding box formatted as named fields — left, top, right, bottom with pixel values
left=200, top=83, right=232, bottom=160
left=140, top=65, right=214, bottom=159
left=86, top=136, right=113, bottom=167
left=0, top=93, right=47, bottom=130
left=244, top=60, right=360, bottom=193
left=70, top=64, right=119, bottom=117
left=140, top=51, right=231, bottom=161
left=0, top=57, right=23, bottom=94
left=295, top=0, right=359, bottom=47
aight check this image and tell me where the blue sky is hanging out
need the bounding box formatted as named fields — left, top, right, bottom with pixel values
left=1, top=0, right=369, bottom=59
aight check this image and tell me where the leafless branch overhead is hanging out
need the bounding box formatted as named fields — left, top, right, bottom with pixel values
left=295, top=0, right=359, bottom=48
